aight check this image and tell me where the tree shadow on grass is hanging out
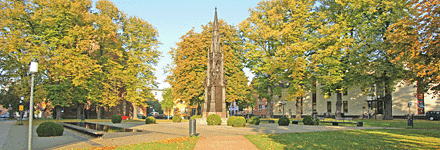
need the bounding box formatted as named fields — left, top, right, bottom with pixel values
left=262, top=129, right=440, bottom=150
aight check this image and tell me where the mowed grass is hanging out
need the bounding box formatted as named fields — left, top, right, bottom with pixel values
left=245, top=129, right=440, bottom=150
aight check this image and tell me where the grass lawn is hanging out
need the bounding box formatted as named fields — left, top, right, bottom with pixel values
left=245, top=129, right=440, bottom=150
left=86, top=136, right=199, bottom=150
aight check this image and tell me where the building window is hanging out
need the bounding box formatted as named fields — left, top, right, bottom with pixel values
left=258, top=105, right=262, bottom=112
left=262, top=105, right=266, bottom=109
left=343, top=101, right=348, bottom=113
left=343, top=90, right=348, bottom=96
left=180, top=108, right=184, bottom=114
left=327, top=101, right=331, bottom=113
left=154, top=92, right=157, bottom=96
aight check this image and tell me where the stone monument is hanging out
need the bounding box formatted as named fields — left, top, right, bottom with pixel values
left=203, top=8, right=227, bottom=119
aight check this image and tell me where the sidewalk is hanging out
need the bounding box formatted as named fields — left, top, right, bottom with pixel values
left=193, top=135, right=258, bottom=150
left=0, top=120, right=15, bottom=148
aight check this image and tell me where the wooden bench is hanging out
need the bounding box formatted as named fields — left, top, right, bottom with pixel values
left=291, top=120, right=303, bottom=124
left=60, top=122, right=104, bottom=137
left=260, top=120, right=275, bottom=123
left=336, top=117, right=353, bottom=122
left=320, top=121, right=363, bottom=127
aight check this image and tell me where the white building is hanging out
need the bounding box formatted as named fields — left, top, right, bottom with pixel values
left=272, top=81, right=440, bottom=118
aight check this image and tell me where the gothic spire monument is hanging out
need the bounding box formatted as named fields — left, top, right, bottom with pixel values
left=203, top=8, right=227, bottom=118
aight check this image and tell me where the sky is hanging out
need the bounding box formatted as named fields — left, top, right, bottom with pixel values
left=101, top=0, right=261, bottom=89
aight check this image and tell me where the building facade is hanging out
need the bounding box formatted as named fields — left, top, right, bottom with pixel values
left=269, top=81, right=440, bottom=118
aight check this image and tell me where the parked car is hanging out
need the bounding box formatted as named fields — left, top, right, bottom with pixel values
left=163, top=115, right=173, bottom=119
left=149, top=112, right=159, bottom=117
left=155, top=114, right=164, bottom=119
left=0, top=112, right=9, bottom=118
left=137, top=114, right=146, bottom=119
left=426, top=111, right=440, bottom=121
left=119, top=114, right=130, bottom=120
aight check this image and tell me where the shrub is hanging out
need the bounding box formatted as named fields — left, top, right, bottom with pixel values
left=278, top=116, right=290, bottom=126
left=227, top=116, right=237, bottom=126
left=207, top=114, right=222, bottom=125
left=172, top=116, right=182, bottom=123
left=190, top=115, right=202, bottom=120
left=145, top=116, right=156, bottom=124
left=303, top=116, right=319, bottom=125
left=36, top=122, right=64, bottom=137
left=111, top=115, right=122, bottom=123
left=232, top=116, right=246, bottom=127
left=248, top=116, right=260, bottom=125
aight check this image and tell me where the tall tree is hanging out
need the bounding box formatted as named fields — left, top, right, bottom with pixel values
left=240, top=0, right=318, bottom=118
left=387, top=0, right=440, bottom=95
left=167, top=20, right=249, bottom=115
left=160, top=88, right=174, bottom=119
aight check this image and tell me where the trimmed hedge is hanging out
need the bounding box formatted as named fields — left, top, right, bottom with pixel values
left=232, top=116, right=246, bottom=127
left=207, top=114, right=222, bottom=125
left=36, top=122, right=64, bottom=137
left=278, top=116, right=290, bottom=126
left=145, top=116, right=156, bottom=124
left=303, top=116, right=319, bottom=125
left=172, top=116, right=182, bottom=123
left=227, top=116, right=237, bottom=126
left=248, top=116, right=260, bottom=125
left=111, top=115, right=122, bottom=123
left=190, top=115, right=202, bottom=120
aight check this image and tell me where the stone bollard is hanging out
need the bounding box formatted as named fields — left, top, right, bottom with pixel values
left=189, top=119, right=196, bottom=137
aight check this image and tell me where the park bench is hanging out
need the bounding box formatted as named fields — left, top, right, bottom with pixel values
left=260, top=120, right=275, bottom=123
left=336, top=117, right=353, bottom=122
left=320, top=121, right=363, bottom=127
left=291, top=120, right=303, bottom=124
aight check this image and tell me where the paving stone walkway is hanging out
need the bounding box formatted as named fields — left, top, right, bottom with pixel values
left=0, top=120, right=401, bottom=150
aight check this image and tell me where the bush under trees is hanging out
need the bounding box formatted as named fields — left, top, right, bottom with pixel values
left=278, top=116, right=290, bottom=126
left=303, top=116, right=319, bottom=125
left=227, top=116, right=237, bottom=126
left=232, top=116, right=246, bottom=127
left=207, top=114, right=222, bottom=125
left=145, top=116, right=156, bottom=124
left=111, top=115, right=122, bottom=123
left=173, top=116, right=182, bottom=123
left=36, top=122, right=64, bottom=137
left=248, top=116, right=260, bottom=125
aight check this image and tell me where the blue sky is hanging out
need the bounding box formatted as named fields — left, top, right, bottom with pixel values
left=103, top=0, right=260, bottom=89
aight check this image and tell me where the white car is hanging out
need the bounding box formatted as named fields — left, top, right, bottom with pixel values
left=0, top=112, right=9, bottom=118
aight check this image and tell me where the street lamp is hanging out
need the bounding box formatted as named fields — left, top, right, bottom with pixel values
left=278, top=100, right=286, bottom=117
left=28, top=58, right=38, bottom=150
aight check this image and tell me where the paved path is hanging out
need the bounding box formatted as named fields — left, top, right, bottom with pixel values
left=0, top=120, right=15, bottom=148
left=194, top=135, right=258, bottom=150
left=0, top=120, right=402, bottom=150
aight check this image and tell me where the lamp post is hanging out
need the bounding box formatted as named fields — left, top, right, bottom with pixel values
left=279, top=100, right=286, bottom=117
left=28, top=58, right=38, bottom=150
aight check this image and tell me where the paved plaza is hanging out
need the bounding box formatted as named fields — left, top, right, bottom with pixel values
left=0, top=120, right=397, bottom=150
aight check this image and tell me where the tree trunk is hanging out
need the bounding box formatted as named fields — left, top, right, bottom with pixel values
left=336, top=91, right=342, bottom=119
left=383, top=84, right=393, bottom=120
left=132, top=103, right=138, bottom=119
left=97, top=106, right=101, bottom=119
left=267, top=86, right=272, bottom=118
left=77, top=104, right=81, bottom=119
left=295, top=97, right=302, bottom=119
left=56, top=106, right=62, bottom=119
left=123, top=100, right=127, bottom=116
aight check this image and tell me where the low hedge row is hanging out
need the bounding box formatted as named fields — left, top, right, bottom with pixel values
left=207, top=114, right=222, bottom=125
left=173, top=116, right=182, bottom=123
left=111, top=115, right=122, bottom=123
left=248, top=116, right=260, bottom=125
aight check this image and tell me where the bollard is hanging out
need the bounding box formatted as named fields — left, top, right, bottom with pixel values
left=189, top=119, right=196, bottom=137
